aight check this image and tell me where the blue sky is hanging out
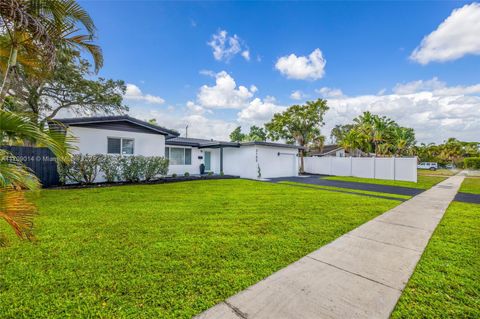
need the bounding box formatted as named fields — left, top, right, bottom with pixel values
left=78, top=1, right=480, bottom=143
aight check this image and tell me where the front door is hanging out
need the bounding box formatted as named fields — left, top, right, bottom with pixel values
left=204, top=151, right=211, bottom=171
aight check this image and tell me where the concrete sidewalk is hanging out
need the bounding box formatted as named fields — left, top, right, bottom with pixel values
left=196, top=174, right=465, bottom=319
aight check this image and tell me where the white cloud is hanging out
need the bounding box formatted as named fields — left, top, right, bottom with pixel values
left=393, top=77, right=446, bottom=94
left=393, top=77, right=480, bottom=96
left=208, top=30, right=250, bottom=62
left=411, top=3, right=480, bottom=64
left=124, top=84, right=165, bottom=104
left=290, top=90, right=304, bottom=100
left=275, top=48, right=326, bottom=80
left=322, top=79, right=480, bottom=143
left=237, top=96, right=285, bottom=124
left=197, top=71, right=256, bottom=109
left=130, top=108, right=236, bottom=141
left=316, top=87, right=345, bottom=98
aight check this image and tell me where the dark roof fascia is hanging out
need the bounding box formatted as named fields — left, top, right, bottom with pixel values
left=166, top=140, right=240, bottom=148
left=52, top=116, right=180, bottom=138
left=240, top=141, right=302, bottom=149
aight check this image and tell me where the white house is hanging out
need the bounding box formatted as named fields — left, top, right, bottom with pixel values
left=54, top=116, right=300, bottom=179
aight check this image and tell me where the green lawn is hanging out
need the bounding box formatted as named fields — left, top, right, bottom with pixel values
left=459, top=177, right=480, bottom=194
left=0, top=179, right=400, bottom=319
left=323, top=175, right=447, bottom=189
left=391, top=202, right=480, bottom=318
left=418, top=169, right=459, bottom=176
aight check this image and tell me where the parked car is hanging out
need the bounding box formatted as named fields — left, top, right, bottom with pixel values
left=445, top=163, right=456, bottom=169
left=417, top=162, right=438, bottom=171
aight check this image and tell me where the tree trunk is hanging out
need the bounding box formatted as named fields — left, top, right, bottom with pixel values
left=0, top=46, right=18, bottom=105
left=300, top=149, right=305, bottom=174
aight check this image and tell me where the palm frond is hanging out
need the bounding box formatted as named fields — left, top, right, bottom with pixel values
left=0, top=149, right=40, bottom=189
left=0, top=189, right=37, bottom=242
left=0, top=110, right=74, bottom=161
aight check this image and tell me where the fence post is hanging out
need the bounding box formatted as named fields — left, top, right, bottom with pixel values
left=350, top=156, right=353, bottom=176
left=393, top=156, right=396, bottom=181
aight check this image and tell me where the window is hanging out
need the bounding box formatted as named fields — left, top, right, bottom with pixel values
left=107, top=137, right=134, bottom=155
left=122, top=139, right=134, bottom=155
left=165, top=147, right=192, bottom=165
left=107, top=138, right=121, bottom=154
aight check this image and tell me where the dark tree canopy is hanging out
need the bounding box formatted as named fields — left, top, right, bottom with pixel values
left=229, top=125, right=267, bottom=142
left=9, top=50, right=127, bottom=124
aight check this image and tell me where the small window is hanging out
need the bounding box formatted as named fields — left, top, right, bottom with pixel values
left=107, top=137, right=134, bottom=155
left=185, top=148, right=192, bottom=165
left=122, top=139, right=134, bottom=155
left=168, top=147, right=192, bottom=165
left=108, top=138, right=121, bottom=154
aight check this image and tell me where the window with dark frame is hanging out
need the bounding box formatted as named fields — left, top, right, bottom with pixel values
left=165, top=147, right=192, bottom=165
left=107, top=137, right=134, bottom=155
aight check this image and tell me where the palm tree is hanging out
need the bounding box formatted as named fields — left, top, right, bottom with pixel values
left=392, top=126, right=415, bottom=156
left=339, top=130, right=363, bottom=156
left=0, top=110, right=74, bottom=243
left=0, top=0, right=103, bottom=101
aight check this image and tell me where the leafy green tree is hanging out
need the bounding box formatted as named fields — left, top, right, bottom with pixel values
left=229, top=125, right=267, bottom=142
left=330, top=124, right=355, bottom=144
left=265, top=99, right=329, bottom=173
left=246, top=125, right=266, bottom=142
left=9, top=50, right=126, bottom=124
left=229, top=126, right=245, bottom=142
left=0, top=0, right=103, bottom=101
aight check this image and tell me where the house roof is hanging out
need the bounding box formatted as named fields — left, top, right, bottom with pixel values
left=166, top=137, right=302, bottom=149
left=166, top=137, right=239, bottom=148
left=240, top=141, right=303, bottom=149
left=52, top=115, right=180, bottom=138
left=311, top=144, right=343, bottom=156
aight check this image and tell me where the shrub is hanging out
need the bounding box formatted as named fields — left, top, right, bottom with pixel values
left=59, top=155, right=169, bottom=184
left=207, top=171, right=213, bottom=176
left=58, top=154, right=102, bottom=184
left=118, top=156, right=147, bottom=182
left=220, top=171, right=224, bottom=176
left=144, top=157, right=169, bottom=181
left=464, top=157, right=480, bottom=170
left=172, top=173, right=177, bottom=178
left=184, top=172, right=190, bottom=177
left=99, top=155, right=120, bottom=183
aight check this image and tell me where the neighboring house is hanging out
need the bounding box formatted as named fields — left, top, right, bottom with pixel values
left=311, top=144, right=346, bottom=157
left=54, top=116, right=300, bottom=179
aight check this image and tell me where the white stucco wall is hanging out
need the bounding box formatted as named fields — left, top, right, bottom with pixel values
left=223, top=147, right=258, bottom=179
left=69, top=126, right=165, bottom=156
left=257, top=146, right=299, bottom=179
left=223, top=145, right=299, bottom=179
left=166, top=146, right=221, bottom=176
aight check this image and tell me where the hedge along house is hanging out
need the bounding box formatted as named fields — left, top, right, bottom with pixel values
left=54, top=116, right=301, bottom=180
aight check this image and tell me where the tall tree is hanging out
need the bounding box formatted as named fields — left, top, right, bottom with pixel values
left=246, top=125, right=266, bottom=142
left=9, top=50, right=126, bottom=123
left=265, top=99, right=329, bottom=173
left=229, top=126, right=245, bottom=142
left=0, top=0, right=103, bottom=101
left=330, top=124, right=355, bottom=144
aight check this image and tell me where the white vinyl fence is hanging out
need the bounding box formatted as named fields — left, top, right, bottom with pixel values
left=303, top=156, right=418, bottom=182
